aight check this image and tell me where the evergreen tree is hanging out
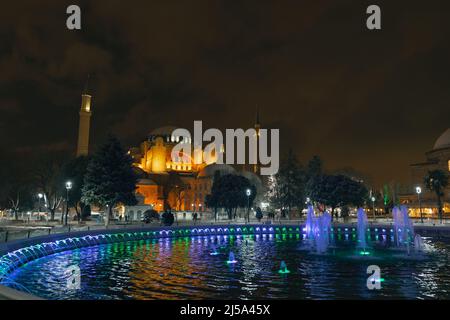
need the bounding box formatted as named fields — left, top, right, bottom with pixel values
left=305, top=155, right=323, bottom=203
left=268, top=150, right=306, bottom=218
left=82, top=135, right=138, bottom=226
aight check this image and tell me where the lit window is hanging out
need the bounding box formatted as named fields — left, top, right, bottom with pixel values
left=448, top=160, right=450, bottom=171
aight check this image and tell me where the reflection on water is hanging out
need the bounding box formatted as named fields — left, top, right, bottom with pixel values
left=4, top=234, right=450, bottom=300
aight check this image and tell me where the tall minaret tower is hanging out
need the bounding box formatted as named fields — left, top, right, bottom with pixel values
left=76, top=77, right=92, bottom=157
left=253, top=107, right=261, bottom=174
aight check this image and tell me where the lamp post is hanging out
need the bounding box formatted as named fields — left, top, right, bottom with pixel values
left=371, top=196, right=376, bottom=220
left=65, top=181, right=72, bottom=226
left=246, top=188, right=251, bottom=223
left=37, top=193, right=43, bottom=213
left=416, top=186, right=423, bottom=223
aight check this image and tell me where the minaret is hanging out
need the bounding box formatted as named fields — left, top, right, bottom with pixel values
left=76, top=76, right=92, bottom=157
left=254, top=107, right=261, bottom=174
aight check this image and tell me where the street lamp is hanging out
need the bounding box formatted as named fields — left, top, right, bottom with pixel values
left=246, top=188, right=251, bottom=223
left=37, top=193, right=43, bottom=213
left=65, top=181, right=72, bottom=226
left=416, top=186, right=423, bottom=223
left=371, top=196, right=376, bottom=220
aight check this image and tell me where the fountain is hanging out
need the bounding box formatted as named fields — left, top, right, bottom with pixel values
left=392, top=205, right=415, bottom=252
left=226, top=252, right=237, bottom=264
left=305, top=205, right=315, bottom=241
left=414, top=234, right=424, bottom=253
left=304, top=206, right=331, bottom=254
left=356, top=208, right=370, bottom=254
left=278, top=260, right=290, bottom=274
left=210, top=246, right=220, bottom=256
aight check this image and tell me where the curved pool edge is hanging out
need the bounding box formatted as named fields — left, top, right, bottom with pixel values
left=0, top=284, right=43, bottom=300
left=0, top=224, right=297, bottom=284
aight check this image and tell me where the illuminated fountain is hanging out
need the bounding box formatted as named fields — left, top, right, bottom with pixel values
left=356, top=208, right=370, bottom=255
left=210, top=246, right=220, bottom=256
left=278, top=260, right=290, bottom=274
left=305, top=205, right=315, bottom=241
left=304, top=206, right=331, bottom=254
left=226, top=252, right=237, bottom=264
left=414, top=234, right=424, bottom=253
left=393, top=205, right=415, bottom=254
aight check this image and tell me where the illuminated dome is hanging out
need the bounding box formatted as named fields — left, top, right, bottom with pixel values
left=433, top=128, right=450, bottom=150
left=197, top=164, right=236, bottom=178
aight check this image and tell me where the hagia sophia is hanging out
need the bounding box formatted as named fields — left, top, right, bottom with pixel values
left=400, top=128, right=450, bottom=217
left=76, top=87, right=264, bottom=220
left=75, top=86, right=448, bottom=220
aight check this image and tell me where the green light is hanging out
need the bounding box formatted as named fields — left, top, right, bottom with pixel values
left=278, top=269, right=291, bottom=274
left=359, top=251, right=370, bottom=255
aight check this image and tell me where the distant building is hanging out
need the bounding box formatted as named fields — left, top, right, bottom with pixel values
left=128, top=121, right=264, bottom=213
left=400, top=128, right=450, bottom=217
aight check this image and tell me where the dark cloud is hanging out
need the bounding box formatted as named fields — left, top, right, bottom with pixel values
left=1, top=0, right=450, bottom=186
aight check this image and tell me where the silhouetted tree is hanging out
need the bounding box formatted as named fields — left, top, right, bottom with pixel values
left=310, top=174, right=368, bottom=220
left=61, top=156, right=90, bottom=221
left=424, top=169, right=449, bottom=223
left=206, top=174, right=256, bottom=220
left=305, top=155, right=323, bottom=206
left=152, top=171, right=183, bottom=211
left=268, top=150, right=306, bottom=218
left=33, top=153, right=67, bottom=221
left=82, top=135, right=138, bottom=226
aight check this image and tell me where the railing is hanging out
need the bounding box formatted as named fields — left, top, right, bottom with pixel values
left=1, top=215, right=449, bottom=244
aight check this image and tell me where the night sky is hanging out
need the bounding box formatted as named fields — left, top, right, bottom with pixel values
left=1, top=0, right=450, bottom=186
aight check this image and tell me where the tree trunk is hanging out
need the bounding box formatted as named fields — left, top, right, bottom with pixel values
left=105, top=205, right=112, bottom=227
left=75, top=204, right=81, bottom=223
left=50, top=209, right=55, bottom=221
left=14, top=210, right=18, bottom=221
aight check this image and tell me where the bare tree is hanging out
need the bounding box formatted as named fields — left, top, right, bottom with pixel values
left=33, top=154, right=66, bottom=221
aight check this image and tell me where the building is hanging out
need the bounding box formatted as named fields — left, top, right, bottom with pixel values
left=400, top=128, right=450, bottom=217
left=74, top=84, right=263, bottom=220
left=127, top=125, right=263, bottom=216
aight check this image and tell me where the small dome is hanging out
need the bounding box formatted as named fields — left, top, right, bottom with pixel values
left=433, top=128, right=450, bottom=150
left=197, top=164, right=236, bottom=178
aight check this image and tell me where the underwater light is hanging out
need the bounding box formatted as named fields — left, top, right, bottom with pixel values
left=359, top=251, right=371, bottom=255
left=278, top=261, right=290, bottom=274
left=226, top=252, right=237, bottom=264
